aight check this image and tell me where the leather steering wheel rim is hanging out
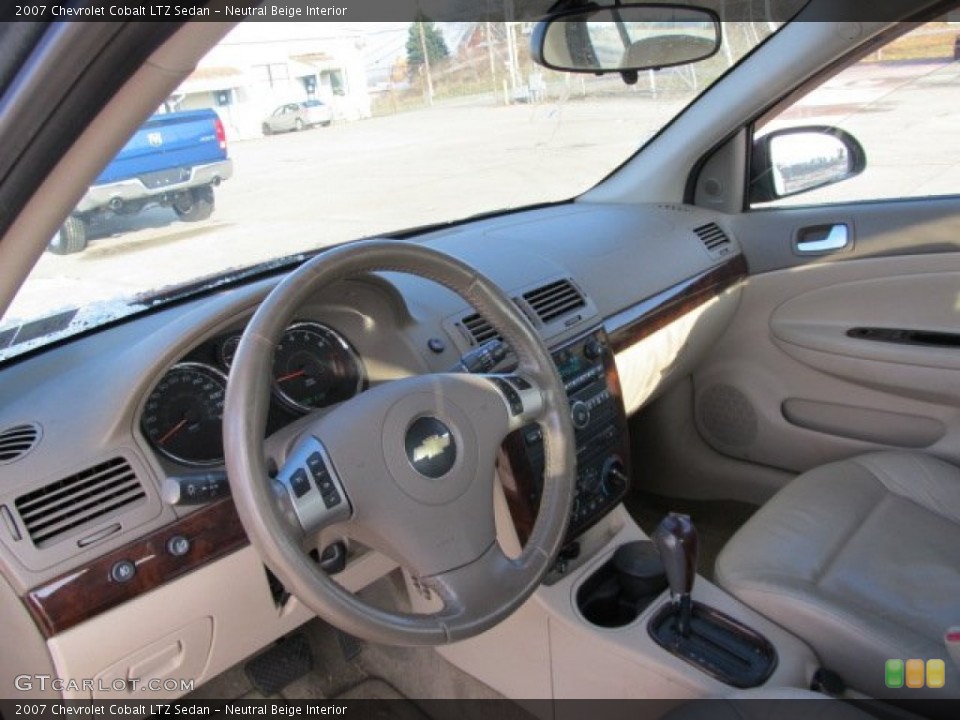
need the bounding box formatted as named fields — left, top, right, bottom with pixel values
left=224, top=240, right=576, bottom=645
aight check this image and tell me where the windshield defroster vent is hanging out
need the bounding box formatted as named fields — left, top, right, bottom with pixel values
left=694, top=223, right=732, bottom=258
left=15, top=457, right=145, bottom=548
left=0, top=423, right=41, bottom=464
left=523, top=279, right=586, bottom=325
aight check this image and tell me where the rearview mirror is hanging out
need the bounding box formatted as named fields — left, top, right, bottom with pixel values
left=750, top=126, right=867, bottom=203
left=531, top=3, right=720, bottom=75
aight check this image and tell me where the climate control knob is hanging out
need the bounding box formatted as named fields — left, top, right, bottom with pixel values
left=583, top=339, right=604, bottom=360
left=601, top=456, right=628, bottom=496
left=570, top=401, right=590, bottom=430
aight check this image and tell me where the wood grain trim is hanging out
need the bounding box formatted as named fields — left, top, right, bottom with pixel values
left=497, top=434, right=537, bottom=545
left=24, top=499, right=247, bottom=638
left=606, top=254, right=748, bottom=354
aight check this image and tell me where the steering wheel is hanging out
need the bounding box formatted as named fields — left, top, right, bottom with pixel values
left=224, top=240, right=575, bottom=645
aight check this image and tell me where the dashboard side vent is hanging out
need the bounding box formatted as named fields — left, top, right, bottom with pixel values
left=522, top=279, right=586, bottom=325
left=694, top=222, right=732, bottom=257
left=15, top=457, right=145, bottom=548
left=460, top=312, right=500, bottom=346
left=0, top=423, right=41, bottom=464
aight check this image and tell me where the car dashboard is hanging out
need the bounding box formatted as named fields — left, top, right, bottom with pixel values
left=0, top=201, right=746, bottom=698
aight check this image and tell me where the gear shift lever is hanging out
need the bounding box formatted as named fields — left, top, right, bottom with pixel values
left=647, top=513, right=776, bottom=687
left=652, top=512, right=698, bottom=637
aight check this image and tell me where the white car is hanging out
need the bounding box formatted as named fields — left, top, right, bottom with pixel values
left=261, top=100, right=332, bottom=135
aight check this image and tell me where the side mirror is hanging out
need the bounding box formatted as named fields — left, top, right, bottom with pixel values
left=531, top=3, right=720, bottom=76
left=750, top=126, right=866, bottom=203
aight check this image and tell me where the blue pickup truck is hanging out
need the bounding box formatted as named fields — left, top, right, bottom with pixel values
left=49, top=108, right=233, bottom=254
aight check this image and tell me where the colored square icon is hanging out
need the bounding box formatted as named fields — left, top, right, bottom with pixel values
left=905, top=659, right=925, bottom=688
left=885, top=659, right=904, bottom=688
left=927, top=659, right=945, bottom=689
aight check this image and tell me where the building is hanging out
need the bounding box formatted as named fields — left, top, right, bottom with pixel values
left=169, top=27, right=372, bottom=140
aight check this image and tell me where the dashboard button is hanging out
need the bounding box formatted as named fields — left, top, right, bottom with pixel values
left=110, top=560, right=136, bottom=583
left=166, top=535, right=190, bottom=557
left=570, top=401, right=590, bottom=429
left=584, top=339, right=604, bottom=360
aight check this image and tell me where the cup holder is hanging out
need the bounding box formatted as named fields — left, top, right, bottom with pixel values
left=576, top=541, right=667, bottom=628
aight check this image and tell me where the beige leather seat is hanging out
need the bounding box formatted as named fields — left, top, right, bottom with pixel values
left=716, top=451, right=960, bottom=698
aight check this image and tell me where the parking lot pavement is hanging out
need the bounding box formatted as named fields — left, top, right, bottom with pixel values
left=8, top=97, right=683, bottom=322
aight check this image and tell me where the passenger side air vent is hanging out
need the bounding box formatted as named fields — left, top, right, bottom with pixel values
left=523, top=279, right=586, bottom=325
left=694, top=222, right=732, bottom=258
left=15, top=457, right=145, bottom=548
left=0, top=423, right=41, bottom=464
left=460, top=312, right=501, bottom=346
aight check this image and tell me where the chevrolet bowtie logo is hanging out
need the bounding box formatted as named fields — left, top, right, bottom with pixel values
left=412, top=433, right=451, bottom=464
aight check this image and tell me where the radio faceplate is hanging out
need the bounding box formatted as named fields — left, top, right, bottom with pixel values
left=499, top=328, right=631, bottom=544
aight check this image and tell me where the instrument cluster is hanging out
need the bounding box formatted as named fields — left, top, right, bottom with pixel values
left=140, top=321, right=365, bottom=466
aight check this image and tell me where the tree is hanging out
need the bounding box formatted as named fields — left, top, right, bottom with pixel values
left=406, top=20, right=449, bottom=70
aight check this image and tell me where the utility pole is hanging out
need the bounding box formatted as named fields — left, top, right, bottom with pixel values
left=503, top=0, right=521, bottom=100
left=486, top=21, right=498, bottom=101
left=418, top=21, right=434, bottom=106
left=505, top=22, right=520, bottom=95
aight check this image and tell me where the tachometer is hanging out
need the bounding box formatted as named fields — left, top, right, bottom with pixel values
left=141, top=362, right=227, bottom=466
left=273, top=322, right=364, bottom=413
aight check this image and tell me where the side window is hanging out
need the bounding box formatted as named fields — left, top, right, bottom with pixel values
left=752, top=19, right=960, bottom=208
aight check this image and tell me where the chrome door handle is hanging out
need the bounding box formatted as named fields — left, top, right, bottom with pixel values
left=794, top=224, right=850, bottom=254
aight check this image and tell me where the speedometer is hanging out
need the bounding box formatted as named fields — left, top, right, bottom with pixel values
left=141, top=362, right=227, bottom=466
left=272, top=322, right=365, bottom=413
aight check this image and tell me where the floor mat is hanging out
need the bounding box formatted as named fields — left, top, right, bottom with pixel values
left=624, top=490, right=759, bottom=582
left=244, top=632, right=313, bottom=696
left=335, top=679, right=431, bottom=720
left=336, top=678, right=410, bottom=700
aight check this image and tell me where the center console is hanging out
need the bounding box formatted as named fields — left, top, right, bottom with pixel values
left=499, top=328, right=630, bottom=545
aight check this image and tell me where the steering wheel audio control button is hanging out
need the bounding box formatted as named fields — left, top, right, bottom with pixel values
left=307, top=452, right=326, bottom=477
left=321, top=489, right=341, bottom=509
left=507, top=375, right=532, bottom=391
left=290, top=468, right=311, bottom=498
left=275, top=437, right=351, bottom=535
left=490, top=377, right=524, bottom=415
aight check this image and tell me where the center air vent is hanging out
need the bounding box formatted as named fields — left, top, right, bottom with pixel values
left=15, top=457, right=145, bottom=548
left=460, top=312, right=500, bottom=346
left=0, top=423, right=41, bottom=464
left=694, top=222, right=732, bottom=258
left=523, top=279, right=586, bottom=325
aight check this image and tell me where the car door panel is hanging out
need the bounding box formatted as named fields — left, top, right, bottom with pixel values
left=691, top=205, right=960, bottom=481
left=771, top=271, right=960, bottom=381
left=730, top=197, right=960, bottom=273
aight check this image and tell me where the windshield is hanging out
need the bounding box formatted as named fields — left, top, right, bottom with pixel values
left=0, top=16, right=787, bottom=361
